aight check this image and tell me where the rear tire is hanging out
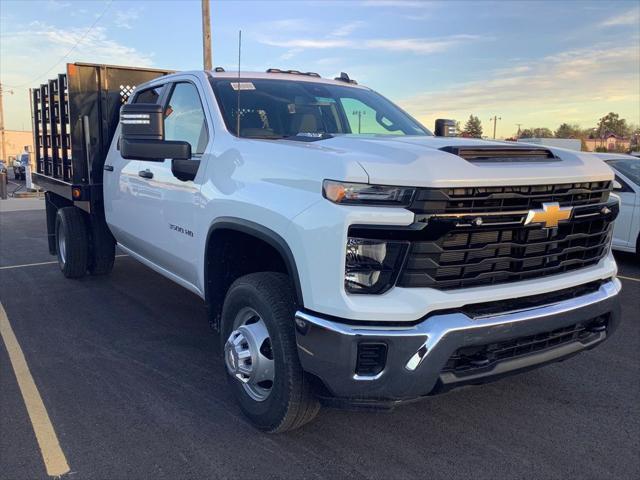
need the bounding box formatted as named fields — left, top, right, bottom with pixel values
left=221, top=272, right=320, bottom=433
left=55, top=207, right=89, bottom=278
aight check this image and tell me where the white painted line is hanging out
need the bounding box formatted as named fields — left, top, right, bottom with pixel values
left=618, top=275, right=640, bottom=283
left=0, top=254, right=128, bottom=271
left=0, top=303, right=70, bottom=477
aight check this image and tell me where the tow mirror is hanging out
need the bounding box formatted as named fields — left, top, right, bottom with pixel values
left=435, top=119, right=457, bottom=137
left=120, top=103, right=191, bottom=161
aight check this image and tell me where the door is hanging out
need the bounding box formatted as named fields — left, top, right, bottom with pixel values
left=129, top=80, right=211, bottom=287
left=104, top=84, right=166, bottom=247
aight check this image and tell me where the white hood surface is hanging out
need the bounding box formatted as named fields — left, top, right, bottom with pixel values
left=316, top=135, right=614, bottom=188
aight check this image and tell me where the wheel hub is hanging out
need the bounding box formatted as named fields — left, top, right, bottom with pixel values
left=224, top=309, right=275, bottom=402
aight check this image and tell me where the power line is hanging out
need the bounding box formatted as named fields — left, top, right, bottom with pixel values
left=4, top=0, right=114, bottom=89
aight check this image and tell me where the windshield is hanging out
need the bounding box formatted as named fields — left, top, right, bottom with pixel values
left=608, top=159, right=639, bottom=185
left=210, top=78, right=430, bottom=139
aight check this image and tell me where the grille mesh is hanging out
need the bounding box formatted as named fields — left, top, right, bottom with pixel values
left=399, top=182, right=613, bottom=290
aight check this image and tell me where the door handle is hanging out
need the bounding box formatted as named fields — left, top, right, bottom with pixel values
left=138, top=169, right=153, bottom=179
left=104, top=164, right=114, bottom=172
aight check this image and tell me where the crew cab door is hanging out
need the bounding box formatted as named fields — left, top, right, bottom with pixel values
left=128, top=79, right=211, bottom=287
left=104, top=84, right=166, bottom=247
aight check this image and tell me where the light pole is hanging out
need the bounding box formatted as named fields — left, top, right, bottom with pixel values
left=490, top=115, right=501, bottom=139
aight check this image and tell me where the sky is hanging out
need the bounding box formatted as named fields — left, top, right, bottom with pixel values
left=1, top=0, right=639, bottom=138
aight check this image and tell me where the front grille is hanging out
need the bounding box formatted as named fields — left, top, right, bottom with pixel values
left=397, top=181, right=614, bottom=290
left=410, top=181, right=611, bottom=215
left=442, top=314, right=609, bottom=375
left=399, top=216, right=613, bottom=290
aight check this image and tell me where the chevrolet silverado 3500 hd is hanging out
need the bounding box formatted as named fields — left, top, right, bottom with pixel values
left=33, top=63, right=621, bottom=432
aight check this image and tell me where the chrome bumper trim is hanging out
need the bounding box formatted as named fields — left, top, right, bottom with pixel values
left=294, top=278, right=621, bottom=395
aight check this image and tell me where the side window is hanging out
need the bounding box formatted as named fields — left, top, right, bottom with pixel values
left=164, top=83, right=209, bottom=155
left=613, top=175, right=632, bottom=193
left=133, top=85, right=164, bottom=104
left=340, top=97, right=402, bottom=135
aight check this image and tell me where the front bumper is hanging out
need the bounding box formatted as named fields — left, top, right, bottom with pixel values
left=295, top=279, right=621, bottom=405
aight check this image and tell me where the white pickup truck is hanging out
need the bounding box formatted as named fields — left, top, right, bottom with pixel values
left=33, top=63, right=621, bottom=432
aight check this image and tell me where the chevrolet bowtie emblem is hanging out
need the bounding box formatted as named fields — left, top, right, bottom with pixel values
left=524, top=202, right=573, bottom=228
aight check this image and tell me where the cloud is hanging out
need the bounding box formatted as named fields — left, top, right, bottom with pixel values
left=600, top=7, right=640, bottom=27
left=366, top=35, right=480, bottom=54
left=0, top=21, right=154, bottom=130
left=259, top=34, right=481, bottom=54
left=113, top=8, right=140, bottom=29
left=259, top=37, right=351, bottom=49
left=46, top=0, right=71, bottom=10
left=399, top=42, right=640, bottom=137
left=330, top=21, right=365, bottom=37
left=360, top=0, right=427, bottom=7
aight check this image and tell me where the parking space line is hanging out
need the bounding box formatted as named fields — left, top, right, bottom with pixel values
left=0, top=254, right=128, bottom=271
left=0, top=303, right=70, bottom=477
left=618, top=275, right=640, bottom=283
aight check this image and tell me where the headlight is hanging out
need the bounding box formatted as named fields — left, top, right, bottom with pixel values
left=345, top=238, right=408, bottom=294
left=323, top=180, right=415, bottom=206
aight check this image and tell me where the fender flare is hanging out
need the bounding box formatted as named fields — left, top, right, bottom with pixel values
left=204, top=217, right=305, bottom=306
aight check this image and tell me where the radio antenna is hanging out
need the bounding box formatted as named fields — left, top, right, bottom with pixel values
left=236, top=30, right=242, bottom=137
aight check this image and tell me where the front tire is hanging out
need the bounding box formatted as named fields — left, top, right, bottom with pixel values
left=221, top=272, right=319, bottom=432
left=55, top=207, right=89, bottom=278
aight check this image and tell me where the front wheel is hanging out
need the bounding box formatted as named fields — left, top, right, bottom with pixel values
left=221, top=272, right=319, bottom=432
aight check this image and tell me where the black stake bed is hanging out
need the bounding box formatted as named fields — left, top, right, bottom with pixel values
left=31, top=62, right=173, bottom=206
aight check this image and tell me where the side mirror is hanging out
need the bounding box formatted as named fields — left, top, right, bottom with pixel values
left=435, top=119, right=456, bottom=137
left=120, top=103, right=191, bottom=161
left=612, top=179, right=623, bottom=191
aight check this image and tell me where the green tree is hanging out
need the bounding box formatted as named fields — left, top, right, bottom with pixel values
left=597, top=112, right=630, bottom=137
left=520, top=127, right=554, bottom=138
left=463, top=115, right=483, bottom=138
left=555, top=123, right=583, bottom=138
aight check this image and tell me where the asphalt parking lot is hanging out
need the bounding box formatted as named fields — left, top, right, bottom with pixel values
left=1, top=205, right=639, bottom=480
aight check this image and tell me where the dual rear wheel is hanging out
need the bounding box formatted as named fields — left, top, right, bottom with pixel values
left=55, top=207, right=115, bottom=278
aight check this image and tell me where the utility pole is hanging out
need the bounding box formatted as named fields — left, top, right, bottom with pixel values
left=353, top=110, right=366, bottom=134
left=0, top=83, right=14, bottom=163
left=490, top=115, right=501, bottom=139
left=202, top=0, right=212, bottom=70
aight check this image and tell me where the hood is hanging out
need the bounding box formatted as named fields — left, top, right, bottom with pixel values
left=319, top=135, right=614, bottom=188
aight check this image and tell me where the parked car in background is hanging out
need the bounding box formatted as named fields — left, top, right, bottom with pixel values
left=596, top=153, right=639, bottom=255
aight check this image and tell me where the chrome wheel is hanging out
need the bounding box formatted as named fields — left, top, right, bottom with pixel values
left=58, top=227, right=67, bottom=265
left=224, top=307, right=274, bottom=402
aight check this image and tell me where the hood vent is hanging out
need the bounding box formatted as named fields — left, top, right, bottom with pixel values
left=440, top=145, right=559, bottom=163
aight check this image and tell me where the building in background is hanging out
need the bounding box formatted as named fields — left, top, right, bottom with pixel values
left=584, top=134, right=630, bottom=152
left=516, top=137, right=582, bottom=151
left=1, top=129, right=34, bottom=166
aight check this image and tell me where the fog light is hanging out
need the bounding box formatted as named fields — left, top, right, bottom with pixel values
left=345, top=238, right=408, bottom=294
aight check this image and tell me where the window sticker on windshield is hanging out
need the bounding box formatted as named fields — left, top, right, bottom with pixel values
left=230, top=82, right=256, bottom=91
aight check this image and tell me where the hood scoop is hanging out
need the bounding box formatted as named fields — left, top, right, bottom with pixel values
left=440, top=145, right=559, bottom=163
